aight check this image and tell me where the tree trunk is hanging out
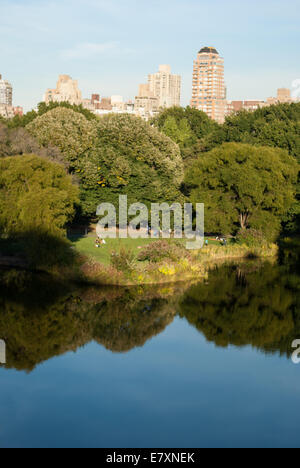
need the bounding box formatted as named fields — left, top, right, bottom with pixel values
left=239, top=212, right=250, bottom=229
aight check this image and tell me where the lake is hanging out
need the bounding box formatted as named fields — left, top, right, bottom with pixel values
left=0, top=249, right=299, bottom=448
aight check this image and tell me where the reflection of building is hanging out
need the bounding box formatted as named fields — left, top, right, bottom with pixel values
left=191, top=47, right=226, bottom=123
left=148, top=65, right=181, bottom=108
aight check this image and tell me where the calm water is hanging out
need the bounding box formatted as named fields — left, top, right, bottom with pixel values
left=0, top=249, right=299, bottom=448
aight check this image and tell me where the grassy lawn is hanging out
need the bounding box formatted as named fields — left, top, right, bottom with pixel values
left=69, top=235, right=159, bottom=265
left=69, top=234, right=230, bottom=266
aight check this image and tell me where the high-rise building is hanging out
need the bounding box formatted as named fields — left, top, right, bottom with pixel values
left=190, top=47, right=226, bottom=124
left=44, top=75, right=82, bottom=105
left=135, top=84, right=159, bottom=119
left=148, top=65, right=181, bottom=108
left=0, top=74, right=13, bottom=106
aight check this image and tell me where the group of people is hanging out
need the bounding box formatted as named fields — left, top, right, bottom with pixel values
left=216, top=236, right=227, bottom=246
left=95, top=237, right=106, bottom=248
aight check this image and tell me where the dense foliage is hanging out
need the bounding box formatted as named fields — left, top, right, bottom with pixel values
left=137, top=240, right=190, bottom=263
left=207, top=103, right=300, bottom=159
left=152, top=106, right=220, bottom=165
left=27, top=107, right=96, bottom=165
left=5, top=101, right=97, bottom=129
left=28, top=109, right=184, bottom=218
left=185, top=142, right=298, bottom=239
left=0, top=154, right=79, bottom=236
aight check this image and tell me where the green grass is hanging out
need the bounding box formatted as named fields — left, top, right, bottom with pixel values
left=69, top=235, right=159, bottom=266
left=69, top=234, right=232, bottom=266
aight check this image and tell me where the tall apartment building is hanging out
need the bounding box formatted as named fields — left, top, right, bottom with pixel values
left=0, top=74, right=13, bottom=106
left=148, top=65, right=181, bottom=108
left=44, top=75, right=83, bottom=105
left=135, top=84, right=159, bottom=119
left=191, top=47, right=226, bottom=124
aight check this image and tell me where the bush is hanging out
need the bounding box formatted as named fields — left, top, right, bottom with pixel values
left=138, top=240, right=190, bottom=263
left=236, top=228, right=267, bottom=247
left=110, top=247, right=136, bottom=274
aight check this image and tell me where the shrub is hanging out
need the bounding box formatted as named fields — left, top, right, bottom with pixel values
left=138, top=240, right=190, bottom=263
left=110, top=247, right=136, bottom=274
left=236, top=229, right=267, bottom=247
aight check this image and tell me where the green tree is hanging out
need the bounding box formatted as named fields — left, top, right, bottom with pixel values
left=79, top=113, right=184, bottom=216
left=185, top=143, right=299, bottom=238
left=0, top=154, right=79, bottom=236
left=6, top=101, right=97, bottom=129
left=27, top=109, right=184, bottom=218
left=153, top=106, right=219, bottom=141
left=207, top=102, right=300, bottom=159
left=27, top=107, right=96, bottom=165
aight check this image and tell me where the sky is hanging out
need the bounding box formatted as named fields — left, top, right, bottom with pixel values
left=0, top=0, right=299, bottom=111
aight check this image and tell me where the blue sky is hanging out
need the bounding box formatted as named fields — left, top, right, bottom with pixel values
left=0, top=0, right=299, bottom=111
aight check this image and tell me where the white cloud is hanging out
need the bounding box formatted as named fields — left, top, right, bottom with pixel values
left=60, top=41, right=120, bottom=60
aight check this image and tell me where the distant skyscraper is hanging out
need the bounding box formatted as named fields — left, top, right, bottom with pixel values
left=0, top=74, right=13, bottom=106
left=44, top=75, right=82, bottom=105
left=190, top=47, right=226, bottom=123
left=148, top=65, right=181, bottom=108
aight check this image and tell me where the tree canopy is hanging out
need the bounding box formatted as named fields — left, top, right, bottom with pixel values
left=0, top=154, right=79, bottom=236
left=27, top=109, right=184, bottom=217
left=185, top=142, right=299, bottom=238
left=5, top=101, right=97, bottom=129
left=27, top=107, right=96, bottom=165
left=207, top=102, right=300, bottom=160
left=152, top=106, right=220, bottom=164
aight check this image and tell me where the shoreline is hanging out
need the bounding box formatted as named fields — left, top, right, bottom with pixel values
left=0, top=243, right=279, bottom=287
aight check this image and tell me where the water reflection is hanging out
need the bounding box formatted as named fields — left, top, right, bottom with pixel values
left=0, top=249, right=299, bottom=372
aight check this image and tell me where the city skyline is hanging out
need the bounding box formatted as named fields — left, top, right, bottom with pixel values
left=0, top=0, right=299, bottom=112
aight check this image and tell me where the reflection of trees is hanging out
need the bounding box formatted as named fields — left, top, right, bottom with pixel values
left=1, top=252, right=299, bottom=372
left=0, top=270, right=178, bottom=372
left=179, top=261, right=300, bottom=357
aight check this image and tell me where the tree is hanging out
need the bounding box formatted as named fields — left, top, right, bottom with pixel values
left=0, top=154, right=79, bottom=236
left=27, top=109, right=184, bottom=218
left=0, top=121, right=65, bottom=166
left=6, top=101, right=97, bottom=129
left=207, top=102, right=300, bottom=159
left=185, top=143, right=299, bottom=239
left=153, top=106, right=219, bottom=141
left=162, top=116, right=194, bottom=149
left=78, top=113, right=184, bottom=217
left=27, top=107, right=96, bottom=165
